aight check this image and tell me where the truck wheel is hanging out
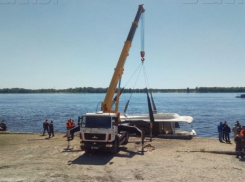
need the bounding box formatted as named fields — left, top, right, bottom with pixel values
left=111, top=138, right=119, bottom=154
left=121, top=132, right=129, bottom=145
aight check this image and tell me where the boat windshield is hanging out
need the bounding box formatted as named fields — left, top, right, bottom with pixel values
left=81, top=115, right=112, bottom=128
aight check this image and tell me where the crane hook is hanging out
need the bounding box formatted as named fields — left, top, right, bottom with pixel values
left=140, top=51, right=145, bottom=62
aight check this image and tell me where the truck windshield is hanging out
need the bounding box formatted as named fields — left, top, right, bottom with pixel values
left=82, top=116, right=111, bottom=128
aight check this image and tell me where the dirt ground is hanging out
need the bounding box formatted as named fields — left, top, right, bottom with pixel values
left=0, top=132, right=245, bottom=182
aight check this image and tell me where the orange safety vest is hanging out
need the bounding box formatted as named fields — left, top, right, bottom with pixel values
left=240, top=129, right=245, bottom=136
left=71, top=122, right=76, bottom=128
left=66, top=121, right=72, bottom=128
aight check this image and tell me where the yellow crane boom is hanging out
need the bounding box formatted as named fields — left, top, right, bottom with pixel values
left=101, top=5, right=145, bottom=118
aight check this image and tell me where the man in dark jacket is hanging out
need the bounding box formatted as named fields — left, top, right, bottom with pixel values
left=218, top=122, right=223, bottom=142
left=222, top=121, right=227, bottom=141
left=49, top=121, right=54, bottom=138
left=223, top=123, right=231, bottom=144
left=43, top=120, right=49, bottom=136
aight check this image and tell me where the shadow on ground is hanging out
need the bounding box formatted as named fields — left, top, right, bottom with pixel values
left=239, top=158, right=245, bottom=162
left=68, top=146, right=145, bottom=165
left=27, top=137, right=57, bottom=141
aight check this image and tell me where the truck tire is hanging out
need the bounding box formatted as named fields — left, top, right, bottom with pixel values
left=121, top=131, right=129, bottom=145
left=111, top=138, right=119, bottom=154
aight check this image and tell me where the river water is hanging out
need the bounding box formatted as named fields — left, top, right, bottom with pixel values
left=0, top=93, right=244, bottom=138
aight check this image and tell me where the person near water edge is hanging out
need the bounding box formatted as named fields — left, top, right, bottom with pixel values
left=223, top=123, right=231, bottom=144
left=49, top=121, right=54, bottom=138
left=218, top=122, right=223, bottom=142
left=43, top=120, right=49, bottom=136
left=234, top=128, right=244, bottom=159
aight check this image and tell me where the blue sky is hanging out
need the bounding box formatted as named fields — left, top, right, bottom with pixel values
left=0, top=0, right=245, bottom=89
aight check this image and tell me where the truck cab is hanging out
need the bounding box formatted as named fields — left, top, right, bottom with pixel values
left=79, top=112, right=128, bottom=153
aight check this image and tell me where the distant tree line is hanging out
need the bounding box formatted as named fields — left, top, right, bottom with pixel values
left=0, top=87, right=245, bottom=94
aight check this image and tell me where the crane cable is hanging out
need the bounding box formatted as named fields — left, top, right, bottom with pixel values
left=143, top=63, right=150, bottom=89
left=140, top=12, right=150, bottom=89
left=122, top=63, right=143, bottom=114
left=123, top=12, right=146, bottom=93
left=123, top=63, right=142, bottom=89
left=140, top=12, right=145, bottom=62
left=122, top=12, right=152, bottom=113
left=122, top=63, right=143, bottom=99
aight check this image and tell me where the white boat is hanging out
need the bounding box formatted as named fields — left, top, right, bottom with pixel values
left=120, top=113, right=196, bottom=139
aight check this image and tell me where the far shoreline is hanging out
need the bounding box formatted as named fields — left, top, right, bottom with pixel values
left=0, top=87, right=245, bottom=94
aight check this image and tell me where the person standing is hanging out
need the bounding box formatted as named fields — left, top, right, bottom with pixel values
left=49, top=121, right=54, bottom=138
left=222, top=121, right=227, bottom=141
left=232, top=124, right=238, bottom=139
left=66, top=119, right=72, bottom=130
left=240, top=126, right=245, bottom=152
left=240, top=126, right=245, bottom=136
left=235, top=128, right=244, bottom=159
left=223, top=123, right=231, bottom=144
left=71, top=120, right=76, bottom=128
left=43, top=120, right=49, bottom=136
left=218, top=122, right=223, bottom=142
left=69, top=120, right=76, bottom=140
left=65, top=119, right=72, bottom=138
left=236, top=121, right=241, bottom=128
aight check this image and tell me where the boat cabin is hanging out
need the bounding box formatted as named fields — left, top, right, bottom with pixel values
left=120, top=113, right=196, bottom=139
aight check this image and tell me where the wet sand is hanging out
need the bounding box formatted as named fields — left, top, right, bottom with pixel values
left=0, top=132, right=245, bottom=182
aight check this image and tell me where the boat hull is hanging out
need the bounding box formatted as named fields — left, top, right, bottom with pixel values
left=157, top=134, right=194, bottom=140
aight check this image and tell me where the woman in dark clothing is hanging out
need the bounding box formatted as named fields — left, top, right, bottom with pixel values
left=223, top=123, right=231, bottom=144
left=49, top=121, right=54, bottom=138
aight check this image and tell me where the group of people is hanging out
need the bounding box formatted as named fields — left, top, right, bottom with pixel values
left=66, top=119, right=78, bottom=140
left=42, top=120, right=54, bottom=138
left=66, top=119, right=76, bottom=130
left=42, top=119, right=78, bottom=140
left=217, top=121, right=232, bottom=143
left=218, top=120, right=245, bottom=158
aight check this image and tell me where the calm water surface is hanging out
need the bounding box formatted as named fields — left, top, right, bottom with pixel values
left=0, top=93, right=245, bottom=138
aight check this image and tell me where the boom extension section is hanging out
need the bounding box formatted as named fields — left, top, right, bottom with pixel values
left=101, top=5, right=145, bottom=115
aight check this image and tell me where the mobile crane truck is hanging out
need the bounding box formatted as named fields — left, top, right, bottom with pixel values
left=77, top=5, right=145, bottom=153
